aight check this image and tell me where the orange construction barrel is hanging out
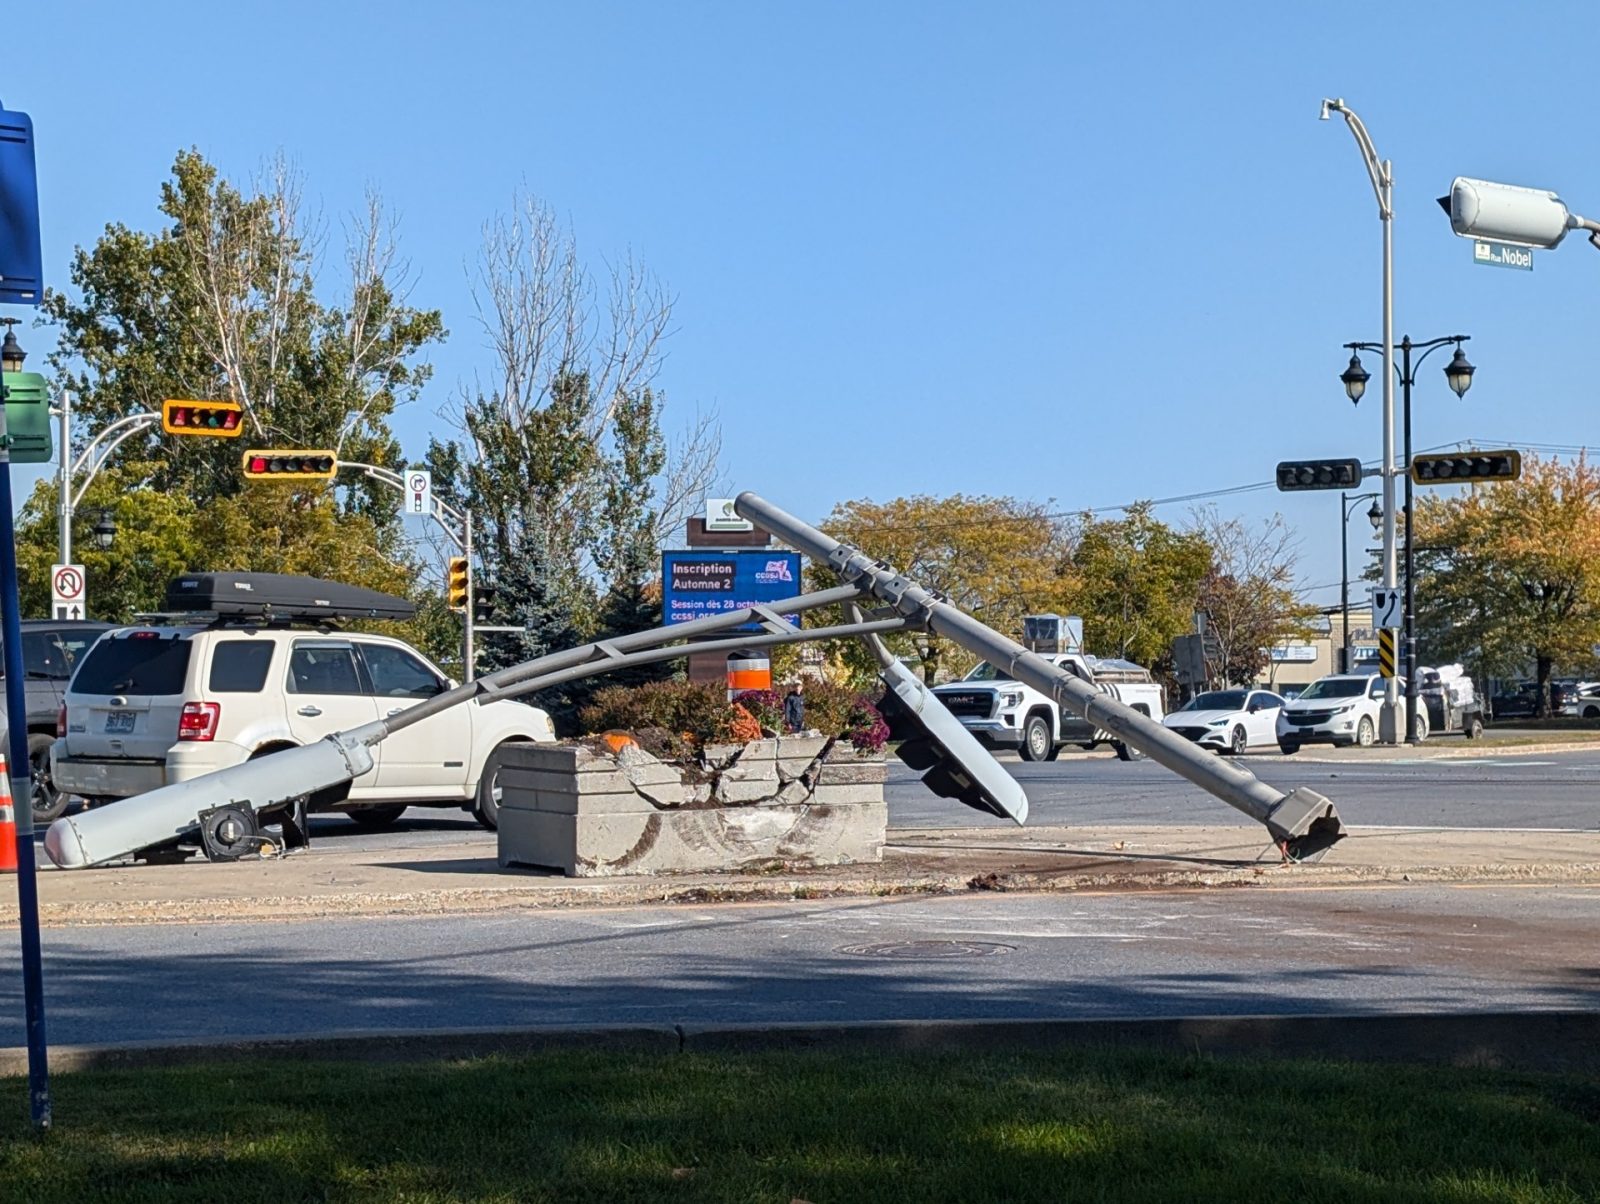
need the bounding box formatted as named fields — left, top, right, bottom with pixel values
left=726, top=651, right=772, bottom=697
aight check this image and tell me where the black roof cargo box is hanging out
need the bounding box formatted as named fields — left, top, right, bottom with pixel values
left=164, top=573, right=415, bottom=621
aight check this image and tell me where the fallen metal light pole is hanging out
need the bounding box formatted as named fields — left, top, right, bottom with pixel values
left=44, top=583, right=909, bottom=868
left=735, top=491, right=1346, bottom=860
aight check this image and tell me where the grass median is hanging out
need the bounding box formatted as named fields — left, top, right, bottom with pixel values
left=1, top=1044, right=1597, bottom=1202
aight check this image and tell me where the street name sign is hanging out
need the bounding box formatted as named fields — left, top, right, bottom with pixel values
left=1473, top=240, right=1533, bottom=270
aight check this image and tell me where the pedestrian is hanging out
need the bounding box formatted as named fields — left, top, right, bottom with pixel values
left=783, top=679, right=806, bottom=733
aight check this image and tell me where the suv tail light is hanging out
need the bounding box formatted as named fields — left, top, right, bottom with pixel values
left=178, top=701, right=221, bottom=742
left=56, top=706, right=66, bottom=738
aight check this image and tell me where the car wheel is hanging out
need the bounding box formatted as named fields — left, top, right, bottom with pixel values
left=473, top=743, right=514, bottom=831
left=1019, top=715, right=1051, bottom=762
left=1114, top=740, right=1143, bottom=762
left=1414, top=709, right=1429, bottom=742
left=1585, top=706, right=1600, bottom=721
left=28, top=733, right=68, bottom=824
left=1356, top=716, right=1376, bottom=747
left=347, top=805, right=406, bottom=829
left=1277, top=740, right=1300, bottom=755
left=1465, top=715, right=1484, bottom=739
left=1228, top=725, right=1248, bottom=757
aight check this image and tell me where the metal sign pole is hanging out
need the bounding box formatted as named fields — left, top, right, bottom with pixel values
left=0, top=401, right=50, bottom=1127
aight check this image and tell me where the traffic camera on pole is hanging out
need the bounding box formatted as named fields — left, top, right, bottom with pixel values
left=162, top=399, right=244, bottom=437
left=1275, top=458, right=1364, bottom=491
left=1410, top=449, right=1521, bottom=485
left=240, top=450, right=337, bottom=480
left=447, top=556, right=469, bottom=611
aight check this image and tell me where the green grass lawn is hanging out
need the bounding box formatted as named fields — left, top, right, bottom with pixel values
left=1, top=1044, right=1597, bottom=1203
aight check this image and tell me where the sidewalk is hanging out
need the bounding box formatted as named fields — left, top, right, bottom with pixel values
left=8, top=822, right=1600, bottom=928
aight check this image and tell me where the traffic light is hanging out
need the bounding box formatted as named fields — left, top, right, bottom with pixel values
left=447, top=556, right=469, bottom=611
left=1275, top=458, right=1364, bottom=492
left=163, top=398, right=244, bottom=437
left=1410, top=449, right=1521, bottom=485
left=473, top=582, right=497, bottom=623
left=240, top=450, right=338, bottom=480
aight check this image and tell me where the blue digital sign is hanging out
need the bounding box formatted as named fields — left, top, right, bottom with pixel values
left=662, top=549, right=802, bottom=630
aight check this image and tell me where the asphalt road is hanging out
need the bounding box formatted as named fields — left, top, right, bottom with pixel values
left=4, top=884, right=1596, bottom=1046
left=280, top=745, right=1600, bottom=856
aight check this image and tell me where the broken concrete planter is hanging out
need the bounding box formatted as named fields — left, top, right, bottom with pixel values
left=496, top=736, right=887, bottom=877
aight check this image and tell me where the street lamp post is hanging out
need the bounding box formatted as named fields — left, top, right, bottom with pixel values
left=1341, top=335, right=1474, bottom=741
left=1322, top=97, right=1400, bottom=740
left=1340, top=492, right=1383, bottom=673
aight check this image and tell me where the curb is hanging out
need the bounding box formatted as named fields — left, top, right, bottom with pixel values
left=6, top=1011, right=1598, bottom=1077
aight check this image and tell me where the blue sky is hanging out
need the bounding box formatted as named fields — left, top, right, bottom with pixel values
left=7, top=0, right=1599, bottom=606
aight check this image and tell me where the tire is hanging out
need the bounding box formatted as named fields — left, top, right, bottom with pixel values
left=28, top=733, right=68, bottom=824
left=1414, top=710, right=1429, bottom=743
left=1465, top=715, right=1484, bottom=740
left=473, top=743, right=513, bottom=831
left=1227, top=725, right=1248, bottom=757
left=1277, top=740, right=1300, bottom=755
left=1020, top=714, right=1051, bottom=762
left=347, top=805, right=406, bottom=829
left=1114, top=740, right=1143, bottom=762
left=1585, top=706, right=1600, bottom=721
left=1355, top=716, right=1376, bottom=747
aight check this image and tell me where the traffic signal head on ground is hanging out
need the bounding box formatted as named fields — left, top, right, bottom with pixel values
left=1275, top=458, right=1364, bottom=491
left=241, top=450, right=338, bottom=480
left=163, top=399, right=244, bottom=437
left=447, top=556, right=469, bottom=610
left=1410, top=450, right=1521, bottom=485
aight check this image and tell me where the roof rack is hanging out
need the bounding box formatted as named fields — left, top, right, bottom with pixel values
left=162, top=573, right=415, bottom=622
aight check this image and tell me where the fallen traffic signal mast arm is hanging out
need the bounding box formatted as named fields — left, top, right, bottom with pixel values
left=42, top=582, right=894, bottom=868
left=733, top=491, right=1346, bottom=861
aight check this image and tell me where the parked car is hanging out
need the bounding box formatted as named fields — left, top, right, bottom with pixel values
left=1163, top=688, right=1286, bottom=755
left=1490, top=683, right=1538, bottom=720
left=3, top=620, right=114, bottom=822
left=51, top=574, right=554, bottom=830
left=1275, top=673, right=1430, bottom=751
left=1562, top=682, right=1600, bottom=720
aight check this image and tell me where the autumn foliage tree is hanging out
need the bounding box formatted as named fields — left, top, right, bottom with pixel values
left=1412, top=453, right=1600, bottom=715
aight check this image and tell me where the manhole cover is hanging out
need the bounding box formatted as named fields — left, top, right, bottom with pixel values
left=837, top=939, right=1016, bottom=959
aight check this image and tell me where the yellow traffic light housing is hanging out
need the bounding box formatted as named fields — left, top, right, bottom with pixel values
left=163, top=398, right=244, bottom=437
left=447, top=556, right=469, bottom=611
left=240, top=450, right=338, bottom=480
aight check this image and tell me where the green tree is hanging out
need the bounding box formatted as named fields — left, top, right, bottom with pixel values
left=817, top=494, right=1068, bottom=684
left=1412, top=454, right=1600, bottom=715
left=1064, top=504, right=1212, bottom=669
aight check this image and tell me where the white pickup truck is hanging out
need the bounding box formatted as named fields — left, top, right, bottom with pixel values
left=931, top=621, right=1166, bottom=761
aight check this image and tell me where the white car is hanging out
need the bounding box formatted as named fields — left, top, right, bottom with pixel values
left=1163, top=688, right=1286, bottom=755
left=52, top=613, right=553, bottom=830
left=1275, top=673, right=1426, bottom=751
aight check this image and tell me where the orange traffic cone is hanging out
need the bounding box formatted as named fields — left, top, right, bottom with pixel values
left=0, top=756, right=16, bottom=873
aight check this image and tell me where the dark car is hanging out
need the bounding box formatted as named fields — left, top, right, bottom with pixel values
left=1, top=621, right=112, bottom=821
left=1492, top=681, right=1570, bottom=721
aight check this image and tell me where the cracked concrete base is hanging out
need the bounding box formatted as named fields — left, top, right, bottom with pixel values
left=497, top=739, right=887, bottom=876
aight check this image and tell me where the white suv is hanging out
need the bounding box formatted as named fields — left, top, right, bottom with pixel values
left=52, top=624, right=552, bottom=828
left=1275, top=673, right=1426, bottom=751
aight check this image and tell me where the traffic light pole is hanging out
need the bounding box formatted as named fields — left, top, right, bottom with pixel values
left=51, top=405, right=159, bottom=572
left=335, top=461, right=475, bottom=679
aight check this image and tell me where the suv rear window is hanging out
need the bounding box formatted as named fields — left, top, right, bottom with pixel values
left=73, top=635, right=194, bottom=696
left=208, top=641, right=274, bottom=693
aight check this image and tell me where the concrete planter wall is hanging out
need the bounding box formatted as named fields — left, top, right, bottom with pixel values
left=496, top=735, right=887, bottom=877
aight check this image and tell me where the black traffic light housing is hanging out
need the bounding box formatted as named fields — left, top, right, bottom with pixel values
left=163, top=398, right=244, bottom=437
left=473, top=582, right=497, bottom=623
left=1275, top=457, right=1364, bottom=491
left=241, top=450, right=338, bottom=479
left=1410, top=449, right=1521, bottom=485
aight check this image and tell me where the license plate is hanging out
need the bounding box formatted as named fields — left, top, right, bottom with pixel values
left=104, top=711, right=136, bottom=734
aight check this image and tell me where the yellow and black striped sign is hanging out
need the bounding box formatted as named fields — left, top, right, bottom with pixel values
left=1377, top=628, right=1397, bottom=679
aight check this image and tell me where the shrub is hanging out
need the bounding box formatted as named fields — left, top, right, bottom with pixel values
left=736, top=688, right=785, bottom=734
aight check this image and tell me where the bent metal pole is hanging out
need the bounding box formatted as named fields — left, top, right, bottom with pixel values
left=734, top=492, right=1346, bottom=860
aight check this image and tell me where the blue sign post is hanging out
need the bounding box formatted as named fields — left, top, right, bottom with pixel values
left=0, top=101, right=50, bottom=1129
left=662, top=550, right=803, bottom=630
